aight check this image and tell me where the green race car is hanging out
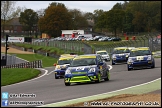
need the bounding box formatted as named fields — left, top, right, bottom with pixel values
left=64, top=54, right=110, bottom=86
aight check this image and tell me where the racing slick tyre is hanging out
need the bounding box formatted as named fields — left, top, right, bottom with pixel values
left=112, top=61, right=115, bottom=65
left=151, top=62, right=155, bottom=68
left=128, top=67, right=132, bottom=71
left=95, top=73, right=101, bottom=83
left=104, top=71, right=110, bottom=81
left=106, top=59, right=110, bottom=62
left=65, top=83, right=71, bottom=86
left=55, top=74, right=59, bottom=79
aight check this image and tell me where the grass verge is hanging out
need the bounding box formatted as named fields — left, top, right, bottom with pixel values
left=1, top=68, right=40, bottom=86
left=13, top=43, right=84, bottom=55
left=14, top=54, right=57, bottom=67
left=154, top=56, right=161, bottom=58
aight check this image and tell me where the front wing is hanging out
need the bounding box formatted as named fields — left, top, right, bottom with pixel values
left=128, top=60, right=154, bottom=68
left=64, top=73, right=99, bottom=83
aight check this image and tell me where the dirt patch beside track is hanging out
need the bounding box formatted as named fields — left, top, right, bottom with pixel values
left=65, top=93, right=161, bottom=107
left=1, top=47, right=34, bottom=54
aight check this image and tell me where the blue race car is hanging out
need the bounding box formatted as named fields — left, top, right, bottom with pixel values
left=127, top=47, right=155, bottom=71
left=64, top=54, right=110, bottom=86
left=111, top=47, right=134, bottom=65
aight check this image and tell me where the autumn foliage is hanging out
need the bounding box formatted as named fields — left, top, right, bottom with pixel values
left=38, top=4, right=72, bottom=37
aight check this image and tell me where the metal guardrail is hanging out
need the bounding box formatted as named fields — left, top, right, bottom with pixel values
left=1, top=60, right=43, bottom=69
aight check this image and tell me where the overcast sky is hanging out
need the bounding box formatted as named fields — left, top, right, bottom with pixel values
left=15, top=1, right=124, bottom=13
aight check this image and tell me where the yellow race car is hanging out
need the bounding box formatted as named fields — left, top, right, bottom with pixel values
left=53, top=54, right=77, bottom=79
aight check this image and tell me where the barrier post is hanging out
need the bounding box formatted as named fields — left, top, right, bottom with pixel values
left=125, top=36, right=129, bottom=40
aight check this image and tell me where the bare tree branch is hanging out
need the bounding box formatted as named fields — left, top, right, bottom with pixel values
left=1, top=1, right=17, bottom=36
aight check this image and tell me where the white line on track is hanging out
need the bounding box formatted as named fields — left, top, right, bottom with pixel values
left=46, top=70, right=55, bottom=75
left=108, top=65, right=113, bottom=70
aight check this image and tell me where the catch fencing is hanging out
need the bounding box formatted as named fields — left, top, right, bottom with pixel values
left=30, top=32, right=161, bottom=54
left=32, top=40, right=86, bottom=53
left=91, top=32, right=161, bottom=54
left=1, top=60, right=43, bottom=69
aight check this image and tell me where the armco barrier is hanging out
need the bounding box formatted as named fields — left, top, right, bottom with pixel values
left=1, top=60, right=42, bottom=69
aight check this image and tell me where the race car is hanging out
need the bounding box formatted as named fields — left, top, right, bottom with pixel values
left=54, top=55, right=77, bottom=79
left=127, top=47, right=155, bottom=71
left=60, top=53, right=77, bottom=57
left=111, top=47, right=133, bottom=65
left=64, top=54, right=110, bottom=86
left=128, top=47, right=136, bottom=50
left=96, top=50, right=110, bottom=61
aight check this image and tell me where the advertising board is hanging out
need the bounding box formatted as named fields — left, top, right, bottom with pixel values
left=8, top=37, right=24, bottom=42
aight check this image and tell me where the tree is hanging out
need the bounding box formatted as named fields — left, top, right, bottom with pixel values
left=95, top=12, right=106, bottom=32
left=122, top=1, right=129, bottom=10
left=132, top=11, right=147, bottom=32
left=112, top=3, right=123, bottom=10
left=38, top=2, right=72, bottom=37
left=93, top=9, right=104, bottom=24
left=19, top=9, right=38, bottom=36
left=104, top=9, right=125, bottom=36
left=92, top=9, right=105, bottom=32
left=123, top=11, right=134, bottom=32
left=83, top=12, right=94, bottom=20
left=83, top=12, right=95, bottom=31
left=36, top=8, right=45, bottom=18
left=48, top=2, right=66, bottom=8
left=11, top=6, right=27, bottom=18
left=145, top=1, right=161, bottom=32
left=68, top=9, right=88, bottom=30
left=153, top=11, right=161, bottom=32
left=36, top=8, right=46, bottom=37
left=1, top=1, right=18, bottom=37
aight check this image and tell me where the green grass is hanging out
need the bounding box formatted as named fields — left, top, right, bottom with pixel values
left=13, top=43, right=84, bottom=55
left=84, top=35, right=148, bottom=46
left=1, top=68, right=40, bottom=86
left=154, top=56, right=161, bottom=58
left=14, top=54, right=57, bottom=67
left=84, top=40, right=148, bottom=47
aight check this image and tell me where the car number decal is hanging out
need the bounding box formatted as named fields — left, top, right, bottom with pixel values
left=76, top=67, right=85, bottom=71
left=119, top=54, right=124, bottom=56
left=137, top=56, right=144, bottom=60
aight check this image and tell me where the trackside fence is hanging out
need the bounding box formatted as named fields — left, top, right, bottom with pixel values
left=1, top=60, right=43, bottom=69
left=27, top=32, right=161, bottom=54
left=92, top=32, right=161, bottom=54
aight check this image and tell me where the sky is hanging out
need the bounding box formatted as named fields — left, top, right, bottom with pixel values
left=15, top=1, right=124, bottom=13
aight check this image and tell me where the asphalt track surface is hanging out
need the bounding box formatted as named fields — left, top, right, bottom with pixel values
left=1, top=58, right=161, bottom=107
